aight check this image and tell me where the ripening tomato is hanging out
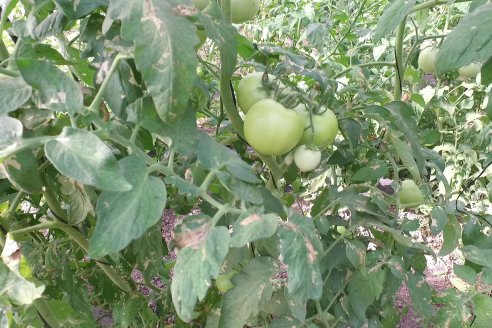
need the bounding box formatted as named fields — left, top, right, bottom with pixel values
left=231, top=0, right=260, bottom=24
left=398, top=179, right=424, bottom=207
left=293, top=145, right=321, bottom=172
left=244, top=99, right=304, bottom=156
left=237, top=72, right=270, bottom=113
left=418, top=47, right=439, bottom=74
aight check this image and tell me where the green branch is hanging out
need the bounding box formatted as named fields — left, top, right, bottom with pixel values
left=393, top=20, right=406, bottom=100
left=332, top=61, right=396, bottom=80
left=409, top=0, right=471, bottom=13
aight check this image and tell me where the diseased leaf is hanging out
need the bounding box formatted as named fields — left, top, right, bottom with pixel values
left=172, top=227, right=230, bottom=322
left=373, top=0, right=416, bottom=41
left=407, top=274, right=432, bottom=319
left=0, top=76, right=32, bottom=115
left=438, top=215, right=460, bottom=256
left=279, top=215, right=323, bottom=320
left=89, top=155, right=167, bottom=258
left=218, top=258, right=276, bottom=328
left=109, top=0, right=198, bottom=122
left=230, top=213, right=279, bottom=248
left=3, top=150, right=43, bottom=194
left=351, top=159, right=388, bottom=183
left=216, top=172, right=262, bottom=204
left=16, top=59, right=83, bottom=115
left=54, top=0, right=108, bottom=19
left=472, top=294, right=492, bottom=328
left=348, top=270, right=386, bottom=321
left=461, top=245, right=492, bottom=271
left=58, top=175, right=94, bottom=225
left=0, top=117, right=23, bottom=160
left=390, top=132, right=420, bottom=182
left=45, top=127, right=131, bottom=191
left=436, top=4, right=492, bottom=73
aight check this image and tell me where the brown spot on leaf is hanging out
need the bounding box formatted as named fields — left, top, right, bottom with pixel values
left=305, top=238, right=318, bottom=263
left=240, top=214, right=262, bottom=226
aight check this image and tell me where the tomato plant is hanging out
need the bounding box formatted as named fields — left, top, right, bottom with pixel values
left=244, top=99, right=304, bottom=155
left=293, top=145, right=321, bottom=172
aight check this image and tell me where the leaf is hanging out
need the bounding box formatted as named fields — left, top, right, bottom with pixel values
left=461, top=245, right=492, bottom=271
left=453, top=264, right=476, bottom=285
left=438, top=214, right=460, bottom=256
left=198, top=134, right=258, bottom=183
left=230, top=213, right=279, bottom=248
left=407, top=274, right=432, bottom=318
left=486, top=90, right=492, bottom=122
left=16, top=59, right=83, bottom=115
left=436, top=4, right=492, bottom=74
left=89, top=155, right=167, bottom=258
left=279, top=215, right=323, bottom=318
left=3, top=150, right=43, bottom=194
left=53, top=0, right=108, bottom=19
left=0, top=117, right=23, bottom=159
left=0, top=76, right=32, bottom=115
left=216, top=172, right=262, bottom=204
left=45, top=127, right=131, bottom=191
left=172, top=226, right=230, bottom=322
left=472, top=294, right=492, bottom=328
left=482, top=56, right=492, bottom=85
left=430, top=206, right=447, bottom=235
left=390, top=132, right=420, bottom=181
left=109, top=0, right=198, bottom=122
left=58, top=175, right=94, bottom=225
left=348, top=270, right=386, bottom=321
left=218, top=258, right=277, bottom=328
left=345, top=240, right=366, bottom=268
left=351, top=159, right=388, bottom=183
left=373, top=0, right=416, bottom=42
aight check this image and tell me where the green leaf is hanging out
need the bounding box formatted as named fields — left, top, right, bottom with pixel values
left=53, top=0, right=108, bottom=19
left=373, top=0, right=416, bottom=42
left=58, top=175, right=94, bottom=225
left=216, top=172, right=262, bottom=204
left=346, top=240, right=366, bottom=268
left=438, top=214, right=460, bottom=256
left=16, top=59, right=83, bottom=115
left=279, top=215, right=323, bottom=318
left=348, top=270, right=386, bottom=321
left=172, top=226, right=230, bottom=322
left=218, top=258, right=277, bottom=328
left=486, top=90, right=492, bottom=121
left=230, top=213, right=279, bottom=248
left=351, top=159, right=388, bottom=183
left=3, top=150, right=43, bottom=194
left=453, top=264, right=476, bottom=285
left=430, top=206, right=447, bottom=235
left=461, top=245, right=492, bottom=270
left=198, top=134, right=258, bottom=183
left=0, top=117, right=23, bottom=159
left=482, top=56, right=492, bottom=85
left=472, top=294, right=492, bottom=328
left=407, top=274, right=432, bottom=318
left=89, top=155, right=167, bottom=258
left=109, top=0, right=198, bottom=122
left=390, top=132, right=420, bottom=181
left=0, top=76, right=32, bottom=115
left=436, top=4, right=492, bottom=73
left=45, top=127, right=131, bottom=191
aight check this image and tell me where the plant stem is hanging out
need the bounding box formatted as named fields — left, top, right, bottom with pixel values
left=0, top=38, right=9, bottom=63
left=10, top=221, right=59, bottom=237
left=332, top=61, right=395, bottom=79
left=409, top=0, right=471, bottom=14
left=330, top=0, right=369, bottom=57
left=393, top=20, right=406, bottom=100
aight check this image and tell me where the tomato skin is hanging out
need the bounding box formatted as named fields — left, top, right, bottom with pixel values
left=293, top=145, right=321, bottom=172
left=297, top=107, right=338, bottom=149
left=244, top=99, right=304, bottom=156
left=193, top=0, right=209, bottom=10
left=458, top=62, right=481, bottom=78
left=231, top=0, right=260, bottom=24
left=237, top=72, right=270, bottom=113
left=398, top=179, right=424, bottom=207
left=418, top=47, right=438, bottom=74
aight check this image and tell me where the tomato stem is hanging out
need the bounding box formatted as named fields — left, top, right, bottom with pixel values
left=393, top=20, right=406, bottom=100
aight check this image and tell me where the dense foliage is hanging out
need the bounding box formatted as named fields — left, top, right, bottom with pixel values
left=0, top=0, right=492, bottom=327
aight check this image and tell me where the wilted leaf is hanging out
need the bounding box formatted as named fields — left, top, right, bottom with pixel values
left=351, top=159, right=388, bottom=182
left=230, top=213, right=279, bottom=247
left=58, top=175, right=94, bottom=225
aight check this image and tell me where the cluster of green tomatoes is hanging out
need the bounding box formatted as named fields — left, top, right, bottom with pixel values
left=237, top=72, right=339, bottom=172
left=418, top=46, right=482, bottom=78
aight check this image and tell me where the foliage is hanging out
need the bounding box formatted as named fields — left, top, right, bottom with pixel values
left=0, top=0, right=491, bottom=327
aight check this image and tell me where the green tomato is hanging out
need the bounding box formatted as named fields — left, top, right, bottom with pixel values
left=193, top=0, right=209, bottom=10
left=237, top=72, right=270, bottom=113
left=398, top=179, right=424, bottom=208
left=298, top=107, right=339, bottom=149
left=244, top=99, right=304, bottom=156
left=215, top=270, right=237, bottom=293
left=293, top=145, right=321, bottom=172
left=231, top=0, right=260, bottom=24
left=418, top=47, right=439, bottom=74
left=458, top=62, right=481, bottom=78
